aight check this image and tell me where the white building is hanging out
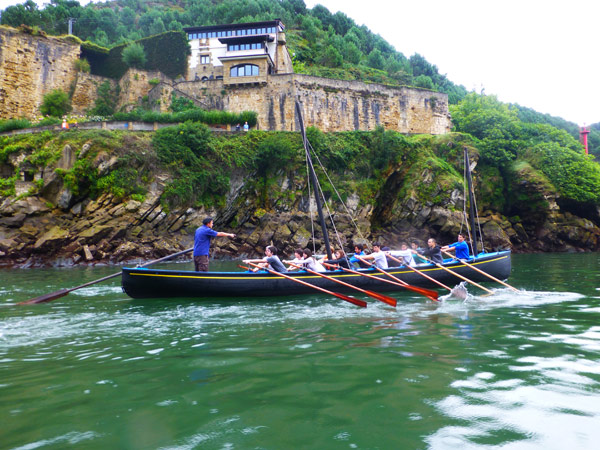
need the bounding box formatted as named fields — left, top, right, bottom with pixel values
left=184, top=19, right=293, bottom=85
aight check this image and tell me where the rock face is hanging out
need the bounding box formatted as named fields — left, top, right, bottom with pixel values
left=0, top=154, right=598, bottom=269
left=0, top=27, right=80, bottom=119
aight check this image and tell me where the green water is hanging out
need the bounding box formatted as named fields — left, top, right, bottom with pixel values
left=1, top=253, right=599, bottom=449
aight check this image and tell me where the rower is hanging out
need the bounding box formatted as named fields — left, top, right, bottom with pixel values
left=442, top=233, right=470, bottom=260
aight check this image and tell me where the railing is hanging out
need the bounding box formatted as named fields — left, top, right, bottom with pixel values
left=0, top=121, right=233, bottom=136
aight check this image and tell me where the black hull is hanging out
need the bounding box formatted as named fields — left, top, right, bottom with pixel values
left=121, top=251, right=511, bottom=300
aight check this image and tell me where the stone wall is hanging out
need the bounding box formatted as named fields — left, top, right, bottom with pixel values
left=0, top=26, right=450, bottom=135
left=71, top=72, right=114, bottom=115
left=170, top=74, right=451, bottom=134
left=118, top=69, right=169, bottom=112
left=0, top=27, right=80, bottom=119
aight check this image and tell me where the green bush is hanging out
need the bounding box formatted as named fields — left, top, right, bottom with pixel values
left=112, top=106, right=257, bottom=127
left=96, top=167, right=146, bottom=200
left=122, top=42, right=147, bottom=69
left=74, top=58, right=91, bottom=73
left=35, top=117, right=62, bottom=127
left=90, top=81, right=118, bottom=116
left=0, top=118, right=31, bottom=133
left=152, top=122, right=229, bottom=207
left=40, top=89, right=70, bottom=117
left=0, top=176, right=17, bottom=197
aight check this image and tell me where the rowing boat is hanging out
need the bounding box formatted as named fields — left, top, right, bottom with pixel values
left=121, top=250, right=510, bottom=298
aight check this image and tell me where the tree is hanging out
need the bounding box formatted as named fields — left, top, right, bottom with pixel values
left=367, top=49, right=385, bottom=70
left=342, top=40, right=361, bottom=65
left=122, top=42, right=147, bottom=69
left=318, top=45, right=343, bottom=67
left=414, top=74, right=434, bottom=89
left=149, top=18, right=166, bottom=35
left=40, top=89, right=70, bottom=117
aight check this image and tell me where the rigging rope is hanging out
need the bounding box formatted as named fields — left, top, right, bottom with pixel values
left=305, top=144, right=347, bottom=256
left=306, top=140, right=369, bottom=249
left=304, top=135, right=317, bottom=254
left=462, top=160, right=475, bottom=256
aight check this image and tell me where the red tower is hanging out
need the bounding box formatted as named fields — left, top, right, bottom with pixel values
left=580, top=126, right=590, bottom=155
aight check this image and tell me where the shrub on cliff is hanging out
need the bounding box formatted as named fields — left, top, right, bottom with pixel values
left=40, top=89, right=70, bottom=118
left=152, top=121, right=229, bottom=208
left=90, top=81, right=119, bottom=116
left=74, top=58, right=91, bottom=73
left=0, top=118, right=31, bottom=133
left=122, top=42, right=147, bottom=69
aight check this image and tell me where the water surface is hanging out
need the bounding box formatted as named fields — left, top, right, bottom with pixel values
left=1, top=253, right=599, bottom=449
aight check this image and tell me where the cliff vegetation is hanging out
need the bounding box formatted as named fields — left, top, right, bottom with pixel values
left=1, top=94, right=599, bottom=267
left=2, top=0, right=598, bottom=156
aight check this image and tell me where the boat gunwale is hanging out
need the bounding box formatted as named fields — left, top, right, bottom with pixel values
left=122, top=251, right=511, bottom=280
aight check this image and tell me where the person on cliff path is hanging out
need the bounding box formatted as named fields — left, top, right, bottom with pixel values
left=442, top=233, right=470, bottom=260
left=243, top=121, right=249, bottom=132
left=194, top=217, right=236, bottom=272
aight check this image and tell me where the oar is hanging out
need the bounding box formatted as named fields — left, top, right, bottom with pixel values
left=19, top=247, right=194, bottom=305
left=356, top=256, right=439, bottom=302
left=386, top=254, right=452, bottom=291
left=415, top=252, right=494, bottom=294
left=441, top=250, right=519, bottom=291
left=287, top=262, right=396, bottom=307
left=243, top=262, right=367, bottom=308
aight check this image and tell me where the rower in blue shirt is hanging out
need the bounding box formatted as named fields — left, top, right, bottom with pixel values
left=442, top=233, right=470, bottom=260
left=348, top=244, right=369, bottom=268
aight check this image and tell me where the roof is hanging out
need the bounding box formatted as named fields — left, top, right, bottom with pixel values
left=184, top=19, right=285, bottom=33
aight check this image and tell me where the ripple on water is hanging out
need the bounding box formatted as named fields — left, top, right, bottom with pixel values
left=11, top=431, right=100, bottom=449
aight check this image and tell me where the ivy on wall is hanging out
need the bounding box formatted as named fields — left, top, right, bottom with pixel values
left=81, top=31, right=190, bottom=80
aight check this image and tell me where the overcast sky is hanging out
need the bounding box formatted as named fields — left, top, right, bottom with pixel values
left=304, top=0, right=599, bottom=126
left=2, top=0, right=598, bottom=125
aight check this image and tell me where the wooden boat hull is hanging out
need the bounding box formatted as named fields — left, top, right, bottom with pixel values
left=121, top=251, right=511, bottom=299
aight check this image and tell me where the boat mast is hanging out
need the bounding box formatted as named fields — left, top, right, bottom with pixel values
left=464, top=147, right=478, bottom=256
left=295, top=101, right=333, bottom=260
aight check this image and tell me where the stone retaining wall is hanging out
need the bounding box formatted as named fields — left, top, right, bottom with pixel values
left=169, top=74, right=451, bottom=134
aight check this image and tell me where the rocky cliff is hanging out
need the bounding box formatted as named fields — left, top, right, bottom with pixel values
left=0, top=129, right=598, bottom=268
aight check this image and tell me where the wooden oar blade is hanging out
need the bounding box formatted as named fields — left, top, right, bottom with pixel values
left=364, top=289, right=397, bottom=307
left=401, top=284, right=439, bottom=301
left=19, top=288, right=70, bottom=305
left=332, top=292, right=367, bottom=308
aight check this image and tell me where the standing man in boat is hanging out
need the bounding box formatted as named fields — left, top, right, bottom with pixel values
left=442, top=233, right=470, bottom=260
left=194, top=217, right=236, bottom=272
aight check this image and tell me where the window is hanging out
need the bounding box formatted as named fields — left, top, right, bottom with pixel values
left=200, top=55, right=210, bottom=64
left=227, top=43, right=263, bottom=51
left=230, top=64, right=259, bottom=77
